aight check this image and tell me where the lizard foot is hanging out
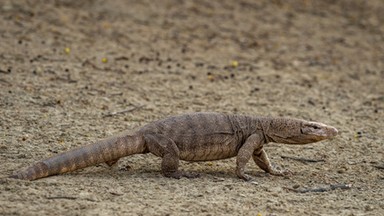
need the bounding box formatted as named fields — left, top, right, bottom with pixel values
left=240, top=174, right=254, bottom=182
left=268, top=168, right=293, bottom=176
left=236, top=170, right=254, bottom=181
left=182, top=172, right=200, bottom=179
left=163, top=171, right=200, bottom=179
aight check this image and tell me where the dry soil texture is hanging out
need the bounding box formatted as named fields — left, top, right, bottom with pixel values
left=0, top=0, right=383, bottom=215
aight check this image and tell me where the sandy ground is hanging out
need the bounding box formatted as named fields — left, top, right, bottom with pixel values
left=0, top=0, right=383, bottom=215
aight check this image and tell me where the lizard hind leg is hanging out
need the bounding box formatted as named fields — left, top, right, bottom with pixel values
left=161, top=151, right=198, bottom=179
left=144, top=134, right=198, bottom=179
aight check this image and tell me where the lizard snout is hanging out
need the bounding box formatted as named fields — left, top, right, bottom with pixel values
left=328, top=126, right=338, bottom=137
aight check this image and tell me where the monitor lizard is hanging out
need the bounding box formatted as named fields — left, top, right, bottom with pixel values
left=9, top=112, right=338, bottom=181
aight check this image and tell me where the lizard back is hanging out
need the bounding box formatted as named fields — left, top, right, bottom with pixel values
left=139, top=112, right=258, bottom=161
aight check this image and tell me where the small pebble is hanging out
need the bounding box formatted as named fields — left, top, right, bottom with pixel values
left=365, top=205, right=374, bottom=211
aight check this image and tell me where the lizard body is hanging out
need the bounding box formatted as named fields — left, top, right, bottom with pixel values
left=9, top=112, right=338, bottom=181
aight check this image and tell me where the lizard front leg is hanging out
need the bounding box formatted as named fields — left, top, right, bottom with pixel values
left=144, top=134, right=198, bottom=179
left=252, top=148, right=292, bottom=176
left=236, top=134, right=263, bottom=181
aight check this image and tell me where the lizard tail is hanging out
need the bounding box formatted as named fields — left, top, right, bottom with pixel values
left=9, top=133, right=146, bottom=181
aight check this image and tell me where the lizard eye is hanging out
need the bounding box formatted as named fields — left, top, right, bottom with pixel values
left=312, top=125, right=320, bottom=130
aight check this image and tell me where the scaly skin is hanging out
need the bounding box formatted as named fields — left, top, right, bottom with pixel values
left=9, top=112, right=338, bottom=181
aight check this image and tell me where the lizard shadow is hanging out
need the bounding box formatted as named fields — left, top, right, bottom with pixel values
left=64, top=164, right=272, bottom=182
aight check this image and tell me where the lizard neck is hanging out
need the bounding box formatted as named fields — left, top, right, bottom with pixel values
left=253, top=116, right=274, bottom=144
left=230, top=114, right=267, bottom=144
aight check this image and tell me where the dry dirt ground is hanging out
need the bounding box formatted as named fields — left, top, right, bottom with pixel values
left=0, top=0, right=383, bottom=215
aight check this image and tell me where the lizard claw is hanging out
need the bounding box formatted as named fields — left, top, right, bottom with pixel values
left=236, top=170, right=254, bottom=181
left=241, top=174, right=254, bottom=182
left=281, top=169, right=293, bottom=176
left=268, top=166, right=293, bottom=176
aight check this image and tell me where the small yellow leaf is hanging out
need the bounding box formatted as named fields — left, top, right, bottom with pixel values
left=231, top=60, right=239, bottom=68
left=64, top=47, right=71, bottom=55
left=102, top=57, right=108, bottom=63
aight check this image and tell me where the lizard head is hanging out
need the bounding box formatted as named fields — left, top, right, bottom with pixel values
left=266, top=118, right=338, bottom=144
